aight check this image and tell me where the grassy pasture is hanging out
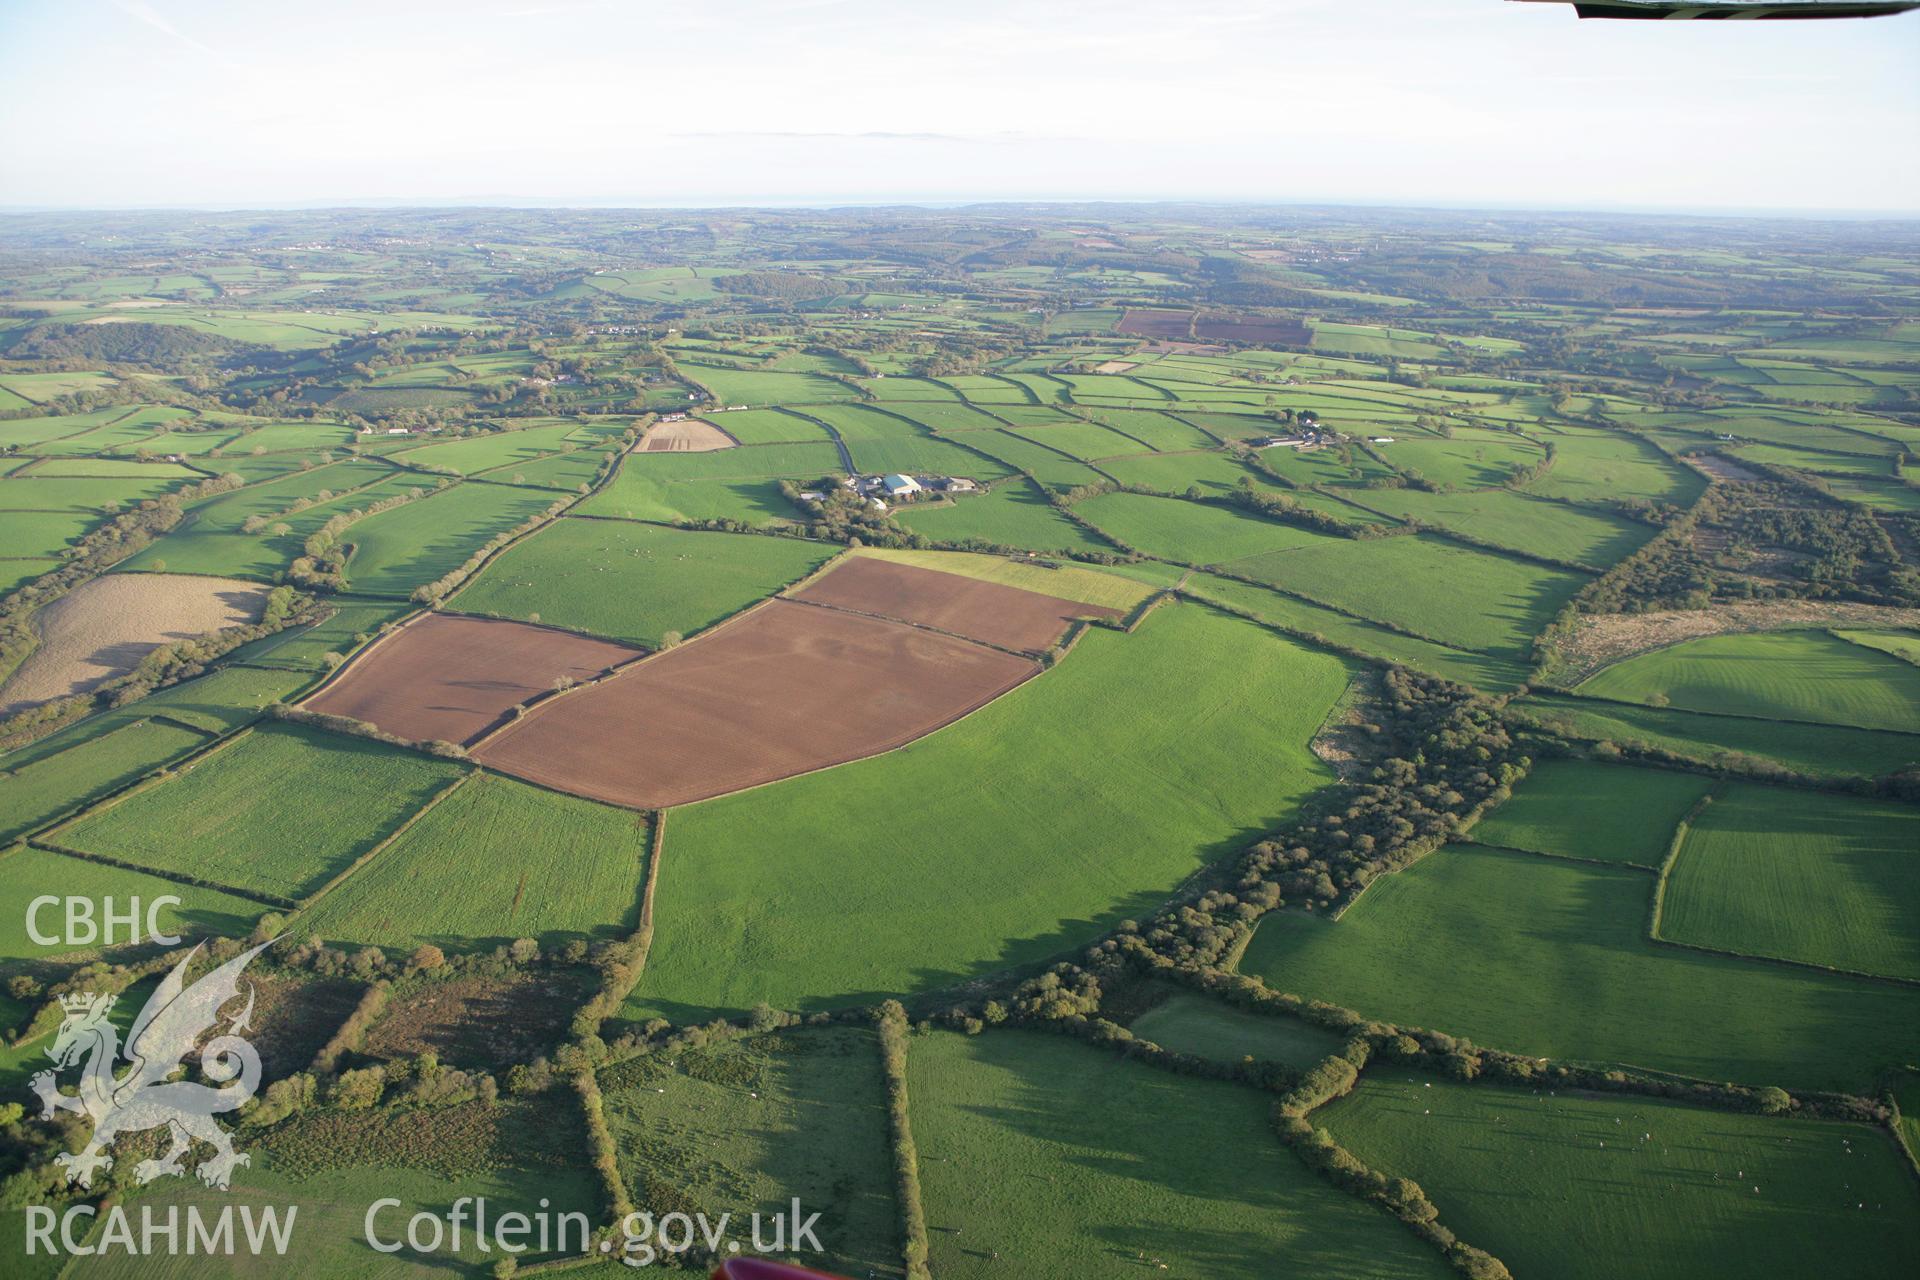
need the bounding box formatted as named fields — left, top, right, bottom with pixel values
left=1080, top=408, right=1216, bottom=451
left=1181, top=572, right=1529, bottom=690
left=683, top=364, right=857, bottom=406
left=1579, top=630, right=1920, bottom=735
left=0, top=845, right=267, bottom=964
left=1240, top=843, right=1920, bottom=1093
left=1075, top=491, right=1333, bottom=562
left=0, top=472, right=189, bottom=510
left=486, top=445, right=609, bottom=491
left=630, top=604, right=1349, bottom=1020
left=580, top=441, right=840, bottom=525
left=1836, top=629, right=1920, bottom=666
left=1319, top=1071, right=1920, bottom=1280
left=908, top=1030, right=1449, bottom=1280
left=1665, top=784, right=1920, bottom=980
left=1470, top=759, right=1713, bottom=867
left=0, top=718, right=210, bottom=845
left=1375, top=430, right=1544, bottom=489
left=238, top=601, right=414, bottom=673
left=1249, top=444, right=1400, bottom=487
left=1230, top=534, right=1587, bottom=660
left=1127, top=991, right=1343, bottom=1070
left=600, top=1028, right=902, bottom=1278
left=342, top=481, right=557, bottom=597
left=1006, top=420, right=1154, bottom=461
left=396, top=423, right=581, bottom=473
left=300, top=772, right=649, bottom=952
left=1346, top=487, right=1654, bottom=569
left=701, top=407, right=832, bottom=443
left=1, top=664, right=312, bottom=771
left=1509, top=691, right=1920, bottom=781
left=452, top=518, right=834, bottom=646
left=1094, top=449, right=1282, bottom=497
left=229, top=421, right=359, bottom=452
left=1523, top=429, right=1704, bottom=506
left=958, top=429, right=1107, bottom=490
left=893, top=479, right=1117, bottom=554
left=56, top=723, right=465, bottom=903
left=579, top=473, right=805, bottom=526
left=0, top=507, right=98, bottom=557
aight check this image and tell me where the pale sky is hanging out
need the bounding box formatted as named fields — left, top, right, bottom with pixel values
left=1, top=0, right=1916, bottom=213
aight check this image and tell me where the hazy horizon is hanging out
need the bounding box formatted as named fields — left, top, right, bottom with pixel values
left=2, top=0, right=1916, bottom=215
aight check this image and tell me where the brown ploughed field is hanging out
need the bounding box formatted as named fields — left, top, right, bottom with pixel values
left=1115, top=308, right=1194, bottom=340
left=786, top=555, right=1122, bottom=653
left=1192, top=314, right=1311, bottom=345
left=304, top=612, right=642, bottom=746
left=473, top=599, right=1038, bottom=808
left=641, top=418, right=737, bottom=451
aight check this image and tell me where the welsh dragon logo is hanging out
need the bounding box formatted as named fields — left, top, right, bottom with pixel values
left=30, top=940, right=270, bottom=1191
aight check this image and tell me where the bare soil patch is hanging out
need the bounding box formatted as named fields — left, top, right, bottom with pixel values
left=788, top=555, right=1122, bottom=654
left=1116, top=309, right=1195, bottom=340
left=641, top=418, right=737, bottom=452
left=1193, top=313, right=1311, bottom=345
left=1561, top=600, right=1920, bottom=681
left=0, top=573, right=271, bottom=715
left=305, top=612, right=642, bottom=746
left=1092, top=360, right=1139, bottom=374
left=474, top=599, right=1038, bottom=809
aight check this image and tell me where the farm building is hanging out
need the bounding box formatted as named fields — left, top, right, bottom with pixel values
left=883, top=474, right=922, bottom=498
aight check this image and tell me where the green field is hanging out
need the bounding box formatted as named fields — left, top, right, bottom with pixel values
left=1240, top=843, right=1920, bottom=1093
left=578, top=441, right=840, bottom=525
left=893, top=479, right=1117, bottom=555
left=1664, top=784, right=1920, bottom=980
left=0, top=844, right=268, bottom=964
left=1094, top=449, right=1283, bottom=498
left=1470, top=759, right=1713, bottom=867
left=699, top=407, right=833, bottom=444
left=1127, top=990, right=1343, bottom=1070
left=342, top=481, right=557, bottom=597
left=1074, top=490, right=1332, bottom=562
left=599, top=1027, right=902, bottom=1277
left=907, top=1030, right=1449, bottom=1280
left=1523, top=428, right=1704, bottom=506
left=1836, top=628, right=1920, bottom=666
left=960, top=430, right=1108, bottom=490
left=396, top=422, right=582, bottom=474
left=1319, top=1070, right=1920, bottom=1280
left=1508, top=691, right=1920, bottom=780
left=1346, top=487, right=1653, bottom=568
left=0, top=718, right=211, bottom=845
left=452, top=518, right=834, bottom=646
left=1373, top=429, right=1544, bottom=489
left=1579, top=630, right=1920, bottom=735
left=56, top=724, right=465, bottom=903
left=1181, top=571, right=1528, bottom=690
left=0, top=664, right=312, bottom=769
left=1230, top=533, right=1588, bottom=660
left=630, top=603, right=1350, bottom=1020
left=300, top=772, right=648, bottom=952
